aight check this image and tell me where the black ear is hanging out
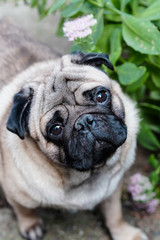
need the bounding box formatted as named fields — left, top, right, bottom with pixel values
left=72, top=52, right=114, bottom=70
left=6, top=88, right=33, bottom=139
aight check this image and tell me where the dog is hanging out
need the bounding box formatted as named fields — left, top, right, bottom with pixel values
left=0, top=18, right=148, bottom=240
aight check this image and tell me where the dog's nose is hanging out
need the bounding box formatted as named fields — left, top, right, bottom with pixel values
left=75, top=114, right=95, bottom=131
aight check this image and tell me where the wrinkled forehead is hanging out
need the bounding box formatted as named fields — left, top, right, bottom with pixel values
left=42, top=54, right=111, bottom=113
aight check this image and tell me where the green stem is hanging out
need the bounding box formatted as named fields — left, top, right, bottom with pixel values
left=104, top=1, right=127, bottom=18
left=87, top=0, right=104, bottom=7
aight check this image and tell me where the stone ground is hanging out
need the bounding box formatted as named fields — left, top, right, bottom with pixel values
left=0, top=2, right=160, bottom=240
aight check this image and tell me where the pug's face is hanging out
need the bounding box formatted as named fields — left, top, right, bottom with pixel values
left=7, top=53, right=127, bottom=171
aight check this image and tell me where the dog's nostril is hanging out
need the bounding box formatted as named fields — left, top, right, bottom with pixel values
left=75, top=115, right=95, bottom=131
left=86, top=115, right=94, bottom=125
left=75, top=122, right=84, bottom=131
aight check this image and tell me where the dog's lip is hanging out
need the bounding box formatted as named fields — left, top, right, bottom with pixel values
left=95, top=139, right=115, bottom=148
left=93, top=140, right=116, bottom=166
left=92, top=161, right=106, bottom=170
left=95, top=140, right=105, bottom=148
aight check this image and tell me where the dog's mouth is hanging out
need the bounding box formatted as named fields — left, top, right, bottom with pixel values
left=58, top=112, right=127, bottom=172
left=92, top=140, right=117, bottom=169
left=64, top=126, right=126, bottom=172
left=94, top=139, right=116, bottom=159
left=64, top=138, right=118, bottom=172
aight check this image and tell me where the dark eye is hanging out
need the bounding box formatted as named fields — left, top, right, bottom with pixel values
left=96, top=91, right=109, bottom=103
left=49, top=124, right=63, bottom=136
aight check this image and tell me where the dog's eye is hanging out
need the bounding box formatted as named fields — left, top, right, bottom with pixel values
left=96, top=91, right=109, bottom=103
left=50, top=124, right=63, bottom=136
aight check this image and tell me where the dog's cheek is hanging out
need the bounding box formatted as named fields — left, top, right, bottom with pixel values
left=36, top=139, right=61, bottom=164
left=111, top=94, right=125, bottom=120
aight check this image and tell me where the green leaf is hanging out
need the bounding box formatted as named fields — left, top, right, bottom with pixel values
left=138, top=121, right=160, bottom=151
left=70, top=43, right=85, bottom=53
left=148, top=55, right=160, bottom=69
left=126, top=72, right=149, bottom=92
left=92, top=9, right=104, bottom=45
left=148, top=0, right=159, bottom=6
left=87, top=0, right=104, bottom=7
left=150, top=91, right=160, bottom=101
left=141, top=111, right=160, bottom=134
left=96, top=24, right=115, bottom=53
left=111, top=0, right=120, bottom=9
left=104, top=11, right=122, bottom=22
left=30, top=0, right=37, bottom=8
left=154, top=20, right=160, bottom=29
left=116, top=62, right=146, bottom=85
left=136, top=6, right=148, bottom=17
left=37, top=0, right=47, bottom=17
left=129, top=51, right=146, bottom=65
left=80, top=2, right=97, bottom=14
left=61, top=0, right=84, bottom=18
left=56, top=18, right=65, bottom=37
left=148, top=154, right=159, bottom=169
left=146, top=77, right=158, bottom=91
left=120, top=0, right=132, bottom=11
left=139, top=103, right=160, bottom=112
left=129, top=85, right=146, bottom=101
left=141, top=0, right=160, bottom=20
left=130, top=0, right=139, bottom=16
left=47, top=0, right=65, bottom=14
left=109, top=28, right=122, bottom=65
left=151, top=71, right=160, bottom=88
left=150, top=171, right=159, bottom=187
left=122, top=14, right=160, bottom=55
left=155, top=187, right=160, bottom=199
left=147, top=122, right=160, bottom=134
left=105, top=0, right=121, bottom=12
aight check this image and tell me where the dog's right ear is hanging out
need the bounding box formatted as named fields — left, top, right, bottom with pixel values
left=6, top=88, right=34, bottom=139
left=72, top=51, right=114, bottom=70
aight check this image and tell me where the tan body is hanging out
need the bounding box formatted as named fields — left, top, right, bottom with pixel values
left=0, top=18, right=147, bottom=240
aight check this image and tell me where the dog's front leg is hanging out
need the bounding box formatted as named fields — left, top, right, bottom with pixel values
left=7, top=198, right=45, bottom=240
left=100, top=181, right=148, bottom=240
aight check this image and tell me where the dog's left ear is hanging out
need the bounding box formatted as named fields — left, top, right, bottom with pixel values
left=6, top=88, right=34, bottom=139
left=72, top=52, right=114, bottom=70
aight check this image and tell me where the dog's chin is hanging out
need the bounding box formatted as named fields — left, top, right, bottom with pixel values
left=93, top=140, right=117, bottom=163
left=64, top=140, right=117, bottom=172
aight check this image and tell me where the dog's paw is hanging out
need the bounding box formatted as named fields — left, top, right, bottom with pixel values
left=20, top=220, right=46, bottom=240
left=110, top=222, right=148, bottom=240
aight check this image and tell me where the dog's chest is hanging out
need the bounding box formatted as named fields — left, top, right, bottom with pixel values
left=33, top=164, right=124, bottom=210
left=5, top=134, right=127, bottom=210
left=62, top=165, right=124, bottom=209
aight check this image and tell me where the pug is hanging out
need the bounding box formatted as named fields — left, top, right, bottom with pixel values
left=0, top=18, right=148, bottom=240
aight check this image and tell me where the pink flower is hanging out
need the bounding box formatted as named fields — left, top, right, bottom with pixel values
left=128, top=173, right=159, bottom=214
left=128, top=184, right=142, bottom=195
left=63, top=14, right=97, bottom=41
left=139, top=194, right=148, bottom=201
left=146, top=199, right=159, bottom=214
left=130, top=173, right=142, bottom=184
